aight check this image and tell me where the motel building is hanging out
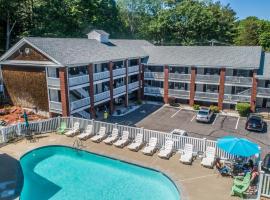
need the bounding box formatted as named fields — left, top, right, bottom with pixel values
left=0, top=30, right=270, bottom=119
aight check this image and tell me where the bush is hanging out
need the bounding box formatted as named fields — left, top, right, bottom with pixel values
left=236, top=103, right=251, bottom=117
left=193, top=104, right=200, bottom=110
left=136, top=100, right=142, bottom=105
left=210, top=105, right=219, bottom=113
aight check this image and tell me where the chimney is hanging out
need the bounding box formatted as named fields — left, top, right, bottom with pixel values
left=87, top=30, right=110, bottom=43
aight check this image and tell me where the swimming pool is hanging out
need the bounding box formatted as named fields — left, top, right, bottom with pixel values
left=20, top=146, right=180, bottom=200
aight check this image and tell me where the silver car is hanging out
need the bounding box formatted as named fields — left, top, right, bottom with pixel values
left=196, top=108, right=213, bottom=123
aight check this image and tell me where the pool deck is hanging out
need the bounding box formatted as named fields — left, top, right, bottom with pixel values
left=0, top=133, right=241, bottom=200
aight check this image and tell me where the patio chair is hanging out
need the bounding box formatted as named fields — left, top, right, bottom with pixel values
left=142, top=137, right=158, bottom=156
left=104, top=128, right=119, bottom=145
left=201, top=146, right=216, bottom=168
left=57, top=122, right=67, bottom=134
left=77, top=125, right=93, bottom=140
left=113, top=131, right=130, bottom=148
left=64, top=122, right=80, bottom=137
left=91, top=127, right=107, bottom=142
left=231, top=180, right=251, bottom=198
left=233, top=172, right=251, bottom=187
left=158, top=140, right=174, bottom=159
left=179, top=143, right=194, bottom=164
left=128, top=133, right=144, bottom=152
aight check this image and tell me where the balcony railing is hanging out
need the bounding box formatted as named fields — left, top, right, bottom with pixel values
left=49, top=101, right=62, bottom=112
left=94, top=91, right=110, bottom=103
left=225, top=76, right=252, bottom=86
left=113, top=68, right=126, bottom=77
left=128, top=81, right=139, bottom=91
left=47, top=77, right=60, bottom=88
left=196, top=74, right=220, bottom=84
left=69, top=75, right=89, bottom=87
left=93, top=71, right=110, bottom=82
left=144, top=72, right=164, bottom=80
left=224, top=94, right=251, bottom=103
left=113, top=85, right=126, bottom=96
left=195, top=91, right=219, bottom=101
left=144, top=86, right=163, bottom=96
left=169, top=89, right=190, bottom=98
left=169, top=73, right=191, bottom=82
left=70, top=97, right=91, bottom=111
left=128, top=65, right=139, bottom=74
left=257, top=87, right=270, bottom=97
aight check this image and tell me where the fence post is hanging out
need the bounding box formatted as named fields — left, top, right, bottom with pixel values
left=71, top=116, right=74, bottom=128
left=203, top=138, right=207, bottom=152
left=1, top=129, right=6, bottom=143
left=17, top=123, right=21, bottom=136
left=39, top=121, right=42, bottom=133
left=257, top=170, right=264, bottom=200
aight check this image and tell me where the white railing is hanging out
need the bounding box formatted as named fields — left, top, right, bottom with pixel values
left=144, top=86, right=164, bottom=96
left=128, top=65, right=139, bottom=74
left=225, top=76, right=252, bottom=86
left=169, top=73, right=191, bottom=82
left=257, top=87, right=270, bottom=97
left=144, top=72, right=164, bottom=80
left=49, top=101, right=62, bottom=112
left=94, top=91, right=110, bottom=103
left=128, top=81, right=139, bottom=91
left=69, top=74, right=89, bottom=87
left=93, top=71, right=110, bottom=81
left=113, top=68, right=126, bottom=77
left=70, top=97, right=90, bottom=111
left=195, top=91, right=219, bottom=101
left=196, top=74, right=220, bottom=83
left=259, top=172, right=270, bottom=198
left=224, top=94, right=251, bottom=103
left=113, top=85, right=126, bottom=96
left=169, top=89, right=190, bottom=98
left=47, top=77, right=60, bottom=88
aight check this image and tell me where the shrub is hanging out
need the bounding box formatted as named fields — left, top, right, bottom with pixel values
left=210, top=105, right=219, bottom=113
left=236, top=102, right=251, bottom=117
left=168, top=97, right=180, bottom=107
left=136, top=100, right=142, bottom=105
left=193, top=104, right=200, bottom=110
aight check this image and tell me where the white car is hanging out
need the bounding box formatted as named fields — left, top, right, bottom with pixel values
left=196, top=108, right=213, bottom=123
left=170, top=129, right=188, bottom=136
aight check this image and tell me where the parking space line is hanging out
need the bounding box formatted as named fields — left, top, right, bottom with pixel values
left=235, top=117, right=240, bottom=129
left=212, top=114, right=218, bottom=125
left=170, top=108, right=182, bottom=118
left=190, top=115, right=196, bottom=122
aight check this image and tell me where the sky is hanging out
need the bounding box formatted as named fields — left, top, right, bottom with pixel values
left=215, top=0, right=270, bottom=20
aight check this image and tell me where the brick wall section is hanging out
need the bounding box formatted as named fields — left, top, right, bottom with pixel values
left=137, top=58, right=142, bottom=101
left=109, top=61, right=114, bottom=114
left=88, top=64, right=95, bottom=119
left=59, top=67, right=69, bottom=116
left=250, top=70, right=258, bottom=112
left=189, top=67, right=196, bottom=106
left=218, top=68, right=226, bottom=110
left=125, top=59, right=129, bottom=107
left=163, top=65, right=169, bottom=104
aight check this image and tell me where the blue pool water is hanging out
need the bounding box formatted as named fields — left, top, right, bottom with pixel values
left=20, top=146, right=180, bottom=200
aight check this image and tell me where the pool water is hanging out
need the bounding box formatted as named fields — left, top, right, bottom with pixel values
left=20, top=146, right=180, bottom=200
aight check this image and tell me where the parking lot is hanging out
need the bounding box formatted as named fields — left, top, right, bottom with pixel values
left=107, top=104, right=270, bottom=155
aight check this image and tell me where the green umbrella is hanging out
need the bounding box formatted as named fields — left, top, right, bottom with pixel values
left=23, top=110, right=29, bottom=128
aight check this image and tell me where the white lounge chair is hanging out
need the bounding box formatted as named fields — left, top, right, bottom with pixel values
left=104, top=128, right=119, bottom=145
left=142, top=137, right=158, bottom=155
left=77, top=125, right=93, bottom=140
left=201, top=146, right=216, bottom=168
left=64, top=122, right=80, bottom=137
left=158, top=140, right=174, bottom=159
left=128, top=133, right=144, bottom=151
left=113, top=131, right=130, bottom=148
left=91, top=127, right=107, bottom=142
left=179, top=143, right=194, bottom=164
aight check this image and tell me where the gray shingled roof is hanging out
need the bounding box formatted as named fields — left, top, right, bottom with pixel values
left=143, top=46, right=262, bottom=69
left=262, top=53, right=270, bottom=78
left=91, top=30, right=109, bottom=35
left=25, top=37, right=148, bottom=66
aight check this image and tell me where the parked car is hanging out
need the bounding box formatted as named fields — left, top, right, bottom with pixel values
left=262, top=153, right=270, bottom=173
left=196, top=108, right=213, bottom=123
left=245, top=114, right=266, bottom=132
left=170, top=129, right=188, bottom=137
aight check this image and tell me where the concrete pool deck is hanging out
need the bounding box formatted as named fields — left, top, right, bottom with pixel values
left=0, top=133, right=240, bottom=200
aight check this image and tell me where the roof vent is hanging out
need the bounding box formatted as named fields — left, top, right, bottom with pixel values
left=87, top=30, right=110, bottom=43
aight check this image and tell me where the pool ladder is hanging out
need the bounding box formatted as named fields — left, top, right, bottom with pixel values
left=73, top=138, right=83, bottom=151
